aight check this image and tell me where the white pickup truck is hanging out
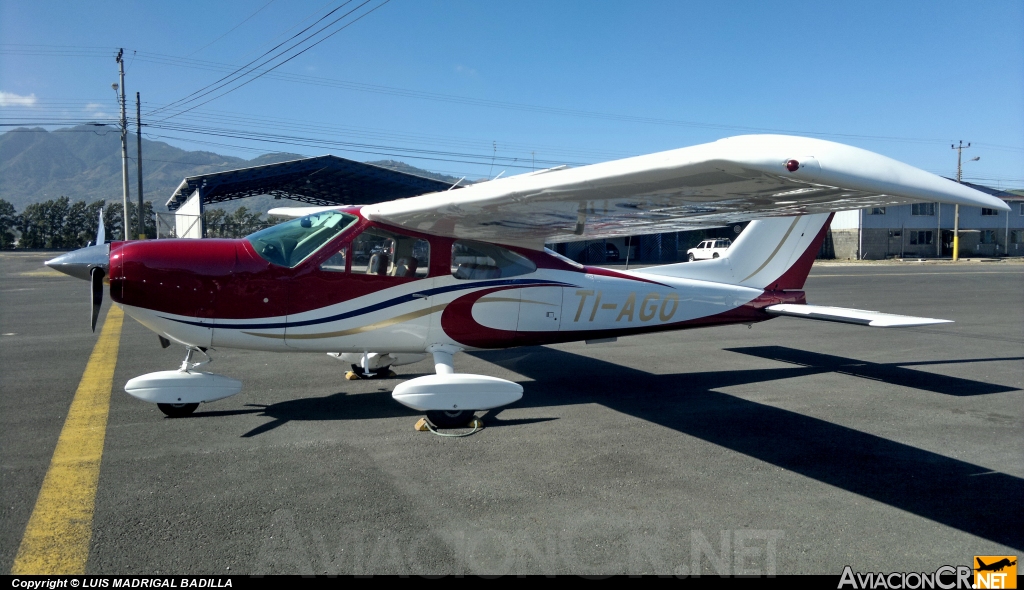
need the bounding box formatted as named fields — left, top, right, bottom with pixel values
left=686, top=238, right=732, bottom=261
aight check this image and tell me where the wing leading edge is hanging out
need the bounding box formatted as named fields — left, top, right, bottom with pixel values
left=363, top=134, right=1009, bottom=247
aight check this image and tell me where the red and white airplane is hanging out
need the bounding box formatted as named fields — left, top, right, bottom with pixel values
left=46, top=135, right=1009, bottom=427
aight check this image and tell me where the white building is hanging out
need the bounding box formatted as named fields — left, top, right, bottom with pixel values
left=828, top=184, right=1023, bottom=260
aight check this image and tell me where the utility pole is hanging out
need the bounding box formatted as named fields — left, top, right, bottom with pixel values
left=951, top=141, right=980, bottom=262
left=136, top=92, right=145, bottom=239
left=115, top=49, right=131, bottom=241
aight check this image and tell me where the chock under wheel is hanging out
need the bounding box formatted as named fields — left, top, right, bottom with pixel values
left=415, top=416, right=484, bottom=437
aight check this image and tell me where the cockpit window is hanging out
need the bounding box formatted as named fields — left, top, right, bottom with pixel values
left=247, top=211, right=358, bottom=268
left=451, top=241, right=537, bottom=279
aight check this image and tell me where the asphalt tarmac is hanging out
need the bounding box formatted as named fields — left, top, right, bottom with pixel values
left=2, top=251, right=1022, bottom=575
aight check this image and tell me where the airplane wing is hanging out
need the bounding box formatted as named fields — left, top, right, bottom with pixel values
left=765, top=304, right=953, bottom=327
left=363, top=135, right=1009, bottom=247
left=267, top=206, right=347, bottom=218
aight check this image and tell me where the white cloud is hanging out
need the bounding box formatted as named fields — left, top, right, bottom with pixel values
left=455, top=64, right=479, bottom=78
left=85, top=102, right=103, bottom=110
left=0, top=91, right=38, bottom=107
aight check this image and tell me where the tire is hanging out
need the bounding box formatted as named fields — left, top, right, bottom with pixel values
left=157, top=403, right=199, bottom=418
left=349, top=364, right=396, bottom=379
left=687, top=253, right=695, bottom=262
left=712, top=253, right=720, bottom=259
left=426, top=409, right=476, bottom=429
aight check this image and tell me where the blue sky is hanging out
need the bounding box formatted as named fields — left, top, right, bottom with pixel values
left=2, top=0, right=1022, bottom=187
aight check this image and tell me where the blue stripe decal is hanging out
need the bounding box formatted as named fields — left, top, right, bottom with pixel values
left=159, top=279, right=578, bottom=331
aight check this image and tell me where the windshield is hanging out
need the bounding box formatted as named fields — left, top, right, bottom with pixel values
left=247, top=211, right=358, bottom=267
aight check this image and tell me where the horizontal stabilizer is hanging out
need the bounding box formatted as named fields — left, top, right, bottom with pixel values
left=765, top=304, right=953, bottom=328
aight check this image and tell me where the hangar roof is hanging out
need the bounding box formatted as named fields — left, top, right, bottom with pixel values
left=951, top=179, right=1021, bottom=201
left=166, top=155, right=457, bottom=212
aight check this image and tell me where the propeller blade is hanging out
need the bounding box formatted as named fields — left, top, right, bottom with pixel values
left=96, top=209, right=105, bottom=246
left=90, top=267, right=104, bottom=332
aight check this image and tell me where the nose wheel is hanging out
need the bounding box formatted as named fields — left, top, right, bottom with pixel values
left=157, top=403, right=199, bottom=418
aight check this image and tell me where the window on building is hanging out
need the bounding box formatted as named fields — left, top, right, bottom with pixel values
left=1019, top=203, right=1023, bottom=216
left=866, top=207, right=886, bottom=215
left=909, top=231, right=933, bottom=245
left=350, top=227, right=430, bottom=278
left=981, top=208, right=998, bottom=216
left=979, top=230, right=996, bottom=244
left=451, top=241, right=536, bottom=280
left=1010, top=230, right=1023, bottom=244
left=911, top=203, right=935, bottom=216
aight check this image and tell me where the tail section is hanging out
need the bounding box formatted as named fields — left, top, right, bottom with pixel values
left=638, top=213, right=834, bottom=290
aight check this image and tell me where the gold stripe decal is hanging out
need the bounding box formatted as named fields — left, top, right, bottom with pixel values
left=741, top=217, right=801, bottom=283
left=479, top=296, right=556, bottom=306
left=244, top=304, right=448, bottom=340
left=12, top=306, right=124, bottom=574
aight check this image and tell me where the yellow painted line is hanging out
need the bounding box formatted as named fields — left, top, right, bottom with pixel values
left=11, top=305, right=124, bottom=575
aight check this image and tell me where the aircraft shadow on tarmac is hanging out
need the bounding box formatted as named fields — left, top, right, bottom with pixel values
left=470, top=346, right=1024, bottom=551
left=178, top=345, right=1022, bottom=550
left=724, top=346, right=1022, bottom=397
left=183, top=389, right=557, bottom=438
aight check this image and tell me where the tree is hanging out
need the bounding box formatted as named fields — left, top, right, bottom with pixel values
left=104, top=202, right=124, bottom=242
left=204, top=206, right=267, bottom=238
left=0, top=199, right=18, bottom=249
left=104, top=200, right=156, bottom=240
left=19, top=201, right=51, bottom=248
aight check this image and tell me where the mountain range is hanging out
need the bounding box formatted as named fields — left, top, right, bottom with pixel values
left=0, top=125, right=462, bottom=213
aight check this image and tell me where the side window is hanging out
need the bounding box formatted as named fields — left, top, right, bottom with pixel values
left=451, top=241, right=537, bottom=280
left=319, top=247, right=347, bottom=272
left=350, top=227, right=429, bottom=278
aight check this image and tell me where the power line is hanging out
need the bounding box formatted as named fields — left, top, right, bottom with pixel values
left=153, top=0, right=390, bottom=123
left=187, top=0, right=279, bottom=57
left=146, top=0, right=364, bottom=118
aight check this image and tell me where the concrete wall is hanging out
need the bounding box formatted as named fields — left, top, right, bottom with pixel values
left=830, top=229, right=859, bottom=259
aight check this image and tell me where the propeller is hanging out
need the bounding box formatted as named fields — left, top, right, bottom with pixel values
left=96, top=209, right=105, bottom=247
left=90, top=267, right=104, bottom=332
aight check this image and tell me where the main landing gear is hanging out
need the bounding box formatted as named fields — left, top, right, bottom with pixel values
left=346, top=364, right=397, bottom=380
left=390, top=345, right=523, bottom=430
left=157, top=402, right=200, bottom=418
left=425, top=408, right=477, bottom=429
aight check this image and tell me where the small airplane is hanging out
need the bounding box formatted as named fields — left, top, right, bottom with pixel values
left=976, top=557, right=1017, bottom=572
left=46, top=134, right=1010, bottom=427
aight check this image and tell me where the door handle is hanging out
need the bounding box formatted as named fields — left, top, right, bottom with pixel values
left=411, top=293, right=429, bottom=299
